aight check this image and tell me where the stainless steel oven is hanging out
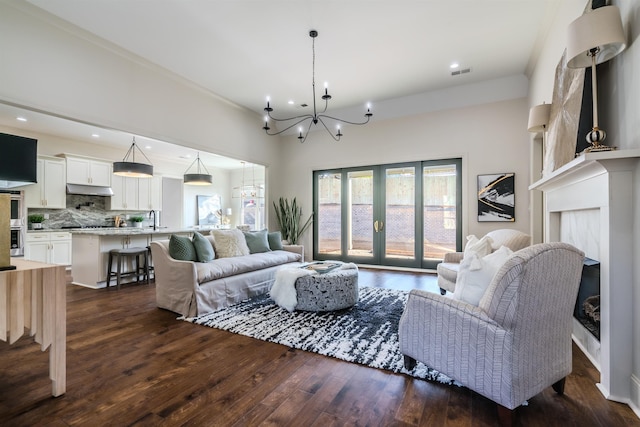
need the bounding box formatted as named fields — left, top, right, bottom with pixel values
left=10, top=227, right=23, bottom=256
left=1, top=190, right=25, bottom=256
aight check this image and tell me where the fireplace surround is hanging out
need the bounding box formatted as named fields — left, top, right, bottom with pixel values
left=530, top=149, right=640, bottom=408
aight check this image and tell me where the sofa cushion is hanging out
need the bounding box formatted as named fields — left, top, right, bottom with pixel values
left=268, top=231, right=284, bottom=250
left=453, top=245, right=513, bottom=306
left=243, top=229, right=271, bottom=254
left=211, top=229, right=250, bottom=258
left=169, top=234, right=197, bottom=261
left=195, top=250, right=302, bottom=284
left=192, top=231, right=215, bottom=262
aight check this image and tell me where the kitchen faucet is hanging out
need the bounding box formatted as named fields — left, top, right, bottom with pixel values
left=149, top=210, right=157, bottom=231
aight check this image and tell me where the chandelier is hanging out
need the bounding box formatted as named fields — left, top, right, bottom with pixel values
left=113, top=136, right=153, bottom=178
left=262, top=30, right=372, bottom=143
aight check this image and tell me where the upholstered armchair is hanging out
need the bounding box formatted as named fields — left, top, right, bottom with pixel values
left=399, top=243, right=584, bottom=424
left=437, top=229, right=531, bottom=295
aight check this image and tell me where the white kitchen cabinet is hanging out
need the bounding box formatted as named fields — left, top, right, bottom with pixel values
left=24, top=156, right=66, bottom=209
left=65, top=155, right=112, bottom=186
left=25, top=231, right=72, bottom=266
left=108, top=175, right=139, bottom=210
left=138, top=175, right=162, bottom=211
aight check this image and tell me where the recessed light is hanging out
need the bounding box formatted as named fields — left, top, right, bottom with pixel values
left=91, top=133, right=100, bottom=138
left=16, top=116, right=27, bottom=122
left=145, top=145, right=152, bottom=150
left=288, top=100, right=295, bottom=105
left=450, top=62, right=460, bottom=69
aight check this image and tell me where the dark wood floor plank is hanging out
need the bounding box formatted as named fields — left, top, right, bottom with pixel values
left=0, top=269, right=638, bottom=426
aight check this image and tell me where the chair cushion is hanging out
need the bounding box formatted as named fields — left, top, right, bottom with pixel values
left=454, top=245, right=513, bottom=306
left=464, top=234, right=494, bottom=258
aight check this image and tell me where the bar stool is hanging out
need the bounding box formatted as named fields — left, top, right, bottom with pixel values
left=106, top=247, right=150, bottom=290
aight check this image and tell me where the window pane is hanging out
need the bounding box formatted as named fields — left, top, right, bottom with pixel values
left=385, top=167, right=415, bottom=259
left=423, top=164, right=457, bottom=259
left=347, top=170, right=374, bottom=257
left=317, top=172, right=341, bottom=255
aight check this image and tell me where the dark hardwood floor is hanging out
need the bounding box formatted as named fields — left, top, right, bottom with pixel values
left=0, top=268, right=638, bottom=426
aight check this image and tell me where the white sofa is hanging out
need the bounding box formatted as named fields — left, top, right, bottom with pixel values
left=150, top=238, right=303, bottom=317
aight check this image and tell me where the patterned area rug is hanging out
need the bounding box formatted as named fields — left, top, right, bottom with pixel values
left=185, top=286, right=453, bottom=384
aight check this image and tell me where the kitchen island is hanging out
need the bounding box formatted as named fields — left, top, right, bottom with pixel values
left=70, top=228, right=194, bottom=289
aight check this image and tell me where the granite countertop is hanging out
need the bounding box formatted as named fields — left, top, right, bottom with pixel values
left=27, top=227, right=195, bottom=236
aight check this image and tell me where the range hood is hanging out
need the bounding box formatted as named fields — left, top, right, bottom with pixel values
left=66, top=184, right=113, bottom=196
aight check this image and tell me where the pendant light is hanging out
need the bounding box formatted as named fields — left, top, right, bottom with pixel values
left=113, top=136, right=154, bottom=178
left=183, top=152, right=213, bottom=185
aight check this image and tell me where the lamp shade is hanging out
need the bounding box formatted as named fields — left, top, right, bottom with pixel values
left=184, top=173, right=213, bottom=185
left=567, top=6, right=626, bottom=69
left=113, top=161, right=153, bottom=178
left=527, top=103, right=552, bottom=133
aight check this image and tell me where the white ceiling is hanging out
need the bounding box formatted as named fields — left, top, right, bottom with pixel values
left=4, top=0, right=561, bottom=167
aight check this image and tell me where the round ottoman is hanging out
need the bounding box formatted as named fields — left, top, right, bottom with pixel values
left=295, top=268, right=359, bottom=312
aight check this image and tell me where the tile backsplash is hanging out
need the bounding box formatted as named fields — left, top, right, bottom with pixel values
left=28, top=194, right=154, bottom=229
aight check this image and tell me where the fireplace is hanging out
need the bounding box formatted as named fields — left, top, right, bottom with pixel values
left=574, top=258, right=600, bottom=340
left=530, top=149, right=640, bottom=407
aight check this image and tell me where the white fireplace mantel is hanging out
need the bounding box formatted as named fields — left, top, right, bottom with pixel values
left=530, top=149, right=640, bottom=409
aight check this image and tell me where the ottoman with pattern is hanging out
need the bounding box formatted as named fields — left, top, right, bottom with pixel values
left=294, top=268, right=359, bottom=311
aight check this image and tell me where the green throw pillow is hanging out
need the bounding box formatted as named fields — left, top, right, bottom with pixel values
left=243, top=229, right=271, bottom=254
left=268, top=231, right=284, bottom=250
left=192, top=231, right=215, bottom=262
left=169, top=234, right=197, bottom=261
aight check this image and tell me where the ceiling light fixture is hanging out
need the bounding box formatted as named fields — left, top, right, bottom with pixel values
left=183, top=152, right=213, bottom=185
left=262, top=30, right=372, bottom=143
left=113, top=136, right=154, bottom=178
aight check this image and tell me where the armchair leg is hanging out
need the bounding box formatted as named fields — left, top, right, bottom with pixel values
left=439, top=288, right=446, bottom=295
left=403, top=355, right=416, bottom=370
left=496, top=405, right=514, bottom=427
left=552, top=377, right=566, bottom=395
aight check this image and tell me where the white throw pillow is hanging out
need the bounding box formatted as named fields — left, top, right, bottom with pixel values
left=463, top=234, right=494, bottom=259
left=210, top=229, right=250, bottom=258
left=454, top=245, right=513, bottom=306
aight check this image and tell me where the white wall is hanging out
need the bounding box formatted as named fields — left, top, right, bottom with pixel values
left=528, top=0, right=640, bottom=412
left=271, top=97, right=531, bottom=255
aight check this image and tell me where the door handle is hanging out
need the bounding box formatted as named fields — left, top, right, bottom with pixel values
left=379, top=220, right=384, bottom=232
left=374, top=220, right=379, bottom=233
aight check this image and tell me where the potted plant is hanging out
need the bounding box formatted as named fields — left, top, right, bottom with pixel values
left=28, top=213, right=45, bottom=230
left=273, top=197, right=313, bottom=245
left=130, top=216, right=145, bottom=228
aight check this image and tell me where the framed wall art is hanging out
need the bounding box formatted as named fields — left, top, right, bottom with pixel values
left=197, top=194, right=222, bottom=226
left=477, top=173, right=515, bottom=222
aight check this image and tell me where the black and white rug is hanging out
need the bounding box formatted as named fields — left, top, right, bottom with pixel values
left=184, top=286, right=453, bottom=384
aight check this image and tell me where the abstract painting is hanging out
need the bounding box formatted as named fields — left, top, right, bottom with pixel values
left=477, top=173, right=515, bottom=222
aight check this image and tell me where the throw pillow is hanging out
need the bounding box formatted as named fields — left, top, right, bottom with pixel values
left=463, top=234, right=494, bottom=259
left=192, top=231, right=215, bottom=262
left=169, top=234, right=197, bottom=261
left=453, top=245, right=513, bottom=306
left=243, top=229, right=271, bottom=254
left=211, top=229, right=250, bottom=258
left=268, top=231, right=284, bottom=250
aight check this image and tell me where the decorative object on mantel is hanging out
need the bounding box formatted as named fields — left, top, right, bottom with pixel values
left=477, top=173, right=515, bottom=222
left=261, top=30, right=372, bottom=143
left=566, top=5, right=626, bottom=153
left=0, top=194, right=16, bottom=270
left=113, top=136, right=153, bottom=178
left=183, top=152, right=213, bottom=185
left=273, top=197, right=313, bottom=244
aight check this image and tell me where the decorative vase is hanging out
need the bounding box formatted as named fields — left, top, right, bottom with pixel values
left=134, top=222, right=142, bottom=228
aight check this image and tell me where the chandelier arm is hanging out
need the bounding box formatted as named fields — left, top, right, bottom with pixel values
left=316, top=117, right=341, bottom=142
left=317, top=114, right=372, bottom=126
left=197, top=158, right=211, bottom=175
left=266, top=110, right=314, bottom=123
left=299, top=119, right=315, bottom=144
left=265, top=117, right=313, bottom=136
left=131, top=141, right=153, bottom=164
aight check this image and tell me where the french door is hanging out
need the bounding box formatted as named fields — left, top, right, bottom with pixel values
left=313, top=159, right=461, bottom=269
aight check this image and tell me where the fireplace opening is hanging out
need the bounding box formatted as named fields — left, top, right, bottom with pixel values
left=574, top=257, right=600, bottom=340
